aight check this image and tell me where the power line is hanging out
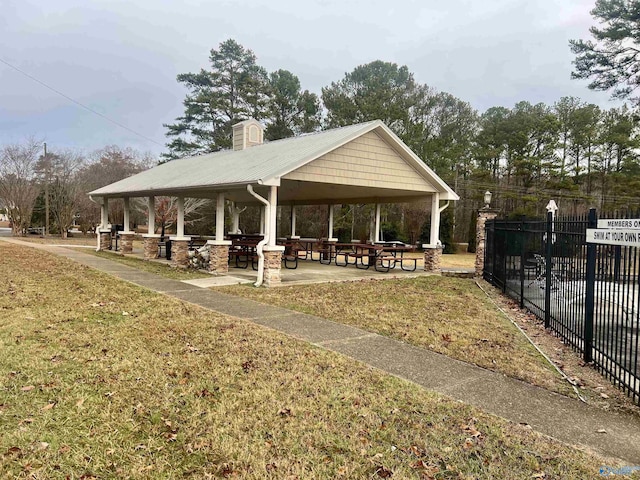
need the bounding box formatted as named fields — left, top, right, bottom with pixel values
left=0, top=57, right=164, bottom=147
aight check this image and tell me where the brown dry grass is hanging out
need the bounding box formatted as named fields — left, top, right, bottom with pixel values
left=220, top=277, right=571, bottom=395
left=0, top=242, right=624, bottom=479
left=17, top=235, right=97, bottom=246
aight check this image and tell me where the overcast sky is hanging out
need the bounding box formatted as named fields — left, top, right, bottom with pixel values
left=0, top=0, right=623, bottom=158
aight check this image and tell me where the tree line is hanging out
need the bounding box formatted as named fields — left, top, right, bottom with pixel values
left=3, top=0, right=639, bottom=247
left=162, top=37, right=640, bottom=247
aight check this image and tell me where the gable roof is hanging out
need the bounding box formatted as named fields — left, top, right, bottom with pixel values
left=89, top=120, right=459, bottom=201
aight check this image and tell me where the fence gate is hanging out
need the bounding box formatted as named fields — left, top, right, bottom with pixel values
left=483, top=209, right=640, bottom=404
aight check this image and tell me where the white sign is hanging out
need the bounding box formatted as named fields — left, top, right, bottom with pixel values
left=597, top=218, right=640, bottom=230
left=586, top=228, right=640, bottom=247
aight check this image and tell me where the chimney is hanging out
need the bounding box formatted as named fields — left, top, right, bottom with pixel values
left=232, top=119, right=264, bottom=151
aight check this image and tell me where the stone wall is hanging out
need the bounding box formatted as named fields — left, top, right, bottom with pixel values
left=143, top=236, right=159, bottom=260
left=423, top=246, right=443, bottom=273
left=475, top=209, right=499, bottom=276
left=208, top=244, right=230, bottom=273
left=171, top=239, right=190, bottom=268
left=98, top=230, right=111, bottom=251
left=263, top=250, right=282, bottom=287
left=119, top=232, right=134, bottom=254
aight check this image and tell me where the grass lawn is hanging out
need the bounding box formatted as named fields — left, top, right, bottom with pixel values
left=0, top=242, right=621, bottom=478
left=219, top=277, right=569, bottom=395
left=16, top=235, right=97, bottom=246
left=84, top=249, right=211, bottom=281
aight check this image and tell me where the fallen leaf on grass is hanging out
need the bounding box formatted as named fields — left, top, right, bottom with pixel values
left=76, top=398, right=85, bottom=408
left=599, top=393, right=609, bottom=399
left=21, top=385, right=35, bottom=392
left=18, top=418, right=34, bottom=425
left=34, top=442, right=49, bottom=451
left=4, top=447, right=22, bottom=456
left=375, top=465, right=393, bottom=478
left=596, top=429, right=607, bottom=434
left=42, top=403, right=55, bottom=411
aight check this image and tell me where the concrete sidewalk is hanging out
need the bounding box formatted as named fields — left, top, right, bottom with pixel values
left=4, top=238, right=640, bottom=464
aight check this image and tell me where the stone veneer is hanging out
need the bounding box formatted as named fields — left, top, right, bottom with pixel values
left=423, top=246, right=443, bottom=273
left=170, top=239, right=190, bottom=268
left=262, top=249, right=282, bottom=287
left=143, top=235, right=160, bottom=261
left=475, top=209, right=499, bottom=276
left=208, top=243, right=230, bottom=274
left=119, top=232, right=135, bottom=254
left=97, top=229, right=111, bottom=251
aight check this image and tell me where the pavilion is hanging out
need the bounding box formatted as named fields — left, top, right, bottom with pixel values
left=89, top=119, right=459, bottom=286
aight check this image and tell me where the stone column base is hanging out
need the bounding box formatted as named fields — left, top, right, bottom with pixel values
left=207, top=241, right=231, bottom=273
left=97, top=229, right=111, bottom=251
left=263, top=248, right=283, bottom=287
left=143, top=234, right=161, bottom=260
left=422, top=244, right=444, bottom=273
left=170, top=237, right=191, bottom=268
left=119, top=232, right=135, bottom=254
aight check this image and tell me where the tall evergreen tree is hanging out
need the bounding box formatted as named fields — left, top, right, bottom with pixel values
left=163, top=39, right=269, bottom=159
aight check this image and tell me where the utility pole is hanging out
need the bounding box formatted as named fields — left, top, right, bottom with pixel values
left=43, top=143, right=49, bottom=236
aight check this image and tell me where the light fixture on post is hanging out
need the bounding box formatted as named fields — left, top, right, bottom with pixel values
left=484, top=190, right=492, bottom=208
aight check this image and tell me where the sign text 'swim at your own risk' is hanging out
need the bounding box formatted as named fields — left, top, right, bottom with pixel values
left=586, top=229, right=640, bottom=247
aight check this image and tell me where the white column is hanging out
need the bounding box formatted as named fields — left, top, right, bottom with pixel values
left=101, top=198, right=109, bottom=229
left=268, top=186, right=278, bottom=246
left=374, top=203, right=381, bottom=243
left=216, top=192, right=225, bottom=241
left=259, top=207, right=265, bottom=235
left=176, top=197, right=185, bottom=238
left=147, top=196, right=155, bottom=235
left=123, top=197, right=130, bottom=232
left=328, top=204, right=334, bottom=240
left=430, top=193, right=440, bottom=246
left=290, top=206, right=297, bottom=238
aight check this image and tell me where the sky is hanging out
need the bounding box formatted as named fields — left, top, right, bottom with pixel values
left=0, top=0, right=624, bottom=158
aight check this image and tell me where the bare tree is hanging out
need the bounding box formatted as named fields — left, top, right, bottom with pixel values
left=46, top=150, right=85, bottom=238
left=153, top=196, right=210, bottom=237
left=0, top=138, right=42, bottom=236
left=75, top=145, right=154, bottom=233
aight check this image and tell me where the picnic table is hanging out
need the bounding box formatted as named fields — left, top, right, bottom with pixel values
left=228, top=235, right=263, bottom=270
left=325, top=242, right=418, bottom=272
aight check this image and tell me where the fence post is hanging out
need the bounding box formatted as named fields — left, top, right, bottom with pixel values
left=544, top=211, right=553, bottom=329
left=584, top=208, right=597, bottom=363
left=519, top=220, right=525, bottom=308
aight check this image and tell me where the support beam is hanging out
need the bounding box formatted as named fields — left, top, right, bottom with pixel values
left=147, top=196, right=155, bottom=235
left=101, top=198, right=109, bottom=229
left=328, top=204, right=334, bottom=240
left=290, top=206, right=298, bottom=238
left=123, top=197, right=130, bottom=232
left=268, top=186, right=278, bottom=246
left=374, top=203, right=381, bottom=243
left=216, top=192, right=225, bottom=241
left=430, top=193, right=440, bottom=246
left=176, top=197, right=185, bottom=238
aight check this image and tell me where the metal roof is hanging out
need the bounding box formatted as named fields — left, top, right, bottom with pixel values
left=89, top=120, right=459, bottom=201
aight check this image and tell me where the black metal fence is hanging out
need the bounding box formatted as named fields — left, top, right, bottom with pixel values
left=484, top=209, right=640, bottom=404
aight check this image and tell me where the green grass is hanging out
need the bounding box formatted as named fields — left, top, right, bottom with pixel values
left=84, top=249, right=211, bottom=281
left=219, top=278, right=571, bottom=395
left=0, top=243, right=628, bottom=478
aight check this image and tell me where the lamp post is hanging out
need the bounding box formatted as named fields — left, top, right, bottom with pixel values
left=484, top=190, right=492, bottom=208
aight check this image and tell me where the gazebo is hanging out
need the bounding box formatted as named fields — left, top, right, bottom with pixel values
left=89, top=119, right=458, bottom=286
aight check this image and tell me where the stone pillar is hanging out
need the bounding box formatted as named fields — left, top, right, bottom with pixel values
left=423, top=245, right=443, bottom=273
left=119, top=232, right=135, bottom=255
left=262, top=247, right=283, bottom=287
left=170, top=237, right=191, bottom=268
left=143, top=234, right=161, bottom=260
left=207, top=240, right=232, bottom=274
left=97, top=229, right=112, bottom=251
left=475, top=208, right=500, bottom=277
